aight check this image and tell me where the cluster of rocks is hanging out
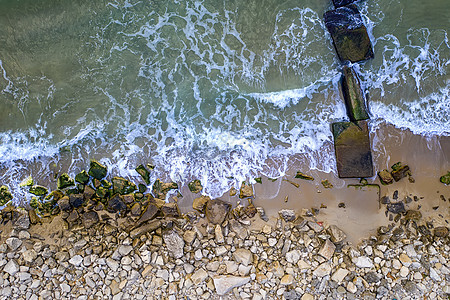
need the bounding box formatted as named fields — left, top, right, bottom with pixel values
left=0, top=189, right=448, bottom=299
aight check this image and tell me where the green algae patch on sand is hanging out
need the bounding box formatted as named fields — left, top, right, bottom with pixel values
left=332, top=121, right=373, bottom=178
left=440, top=171, right=450, bottom=185
left=295, top=172, right=314, bottom=181
left=88, top=160, right=108, bottom=180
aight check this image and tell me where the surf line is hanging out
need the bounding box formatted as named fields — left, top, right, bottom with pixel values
left=323, top=1, right=374, bottom=179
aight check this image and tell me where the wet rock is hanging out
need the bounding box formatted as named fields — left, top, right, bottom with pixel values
left=75, top=170, right=90, bottom=185
left=386, top=202, right=406, bottom=214
left=434, top=226, right=448, bottom=237
left=391, top=165, right=410, bottom=182
left=205, top=199, right=231, bottom=225
left=69, top=194, right=84, bottom=209
left=57, top=173, right=75, bottom=189
left=58, top=196, right=71, bottom=211
left=295, top=172, right=314, bottom=181
left=88, top=160, right=107, bottom=180
left=152, top=179, right=178, bottom=199
left=130, top=203, right=141, bottom=216
left=404, top=210, right=421, bottom=221
left=341, top=66, right=369, bottom=121
left=318, top=239, right=336, bottom=260
left=28, top=209, right=41, bottom=224
left=278, top=209, right=296, bottom=222
left=107, top=194, right=127, bottom=213
left=163, top=230, right=184, bottom=259
left=321, top=179, right=333, bottom=189
left=324, top=4, right=374, bottom=63
left=83, top=186, right=95, bottom=200
left=213, top=275, right=250, bottom=295
left=244, top=201, right=257, bottom=218
left=29, top=185, right=48, bottom=196
left=135, top=164, right=150, bottom=185
left=332, top=121, right=373, bottom=178
left=239, top=182, right=253, bottom=198
left=0, top=185, right=13, bottom=205
left=136, top=203, right=159, bottom=226
left=257, top=207, right=269, bottom=222
left=378, top=170, right=394, bottom=185
left=439, top=171, right=450, bottom=185
left=82, top=211, right=99, bottom=229
left=161, top=202, right=180, bottom=218
left=188, top=179, right=202, bottom=193
left=192, top=195, right=210, bottom=213
left=328, top=225, right=347, bottom=243
left=66, top=210, right=79, bottom=224
left=112, top=177, right=136, bottom=195
left=130, top=220, right=161, bottom=239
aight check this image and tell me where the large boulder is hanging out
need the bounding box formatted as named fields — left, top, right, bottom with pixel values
left=112, top=177, right=136, bottom=195
left=107, top=194, right=127, bottom=213
left=324, top=5, right=374, bottom=63
left=57, top=173, right=75, bottom=189
left=205, top=199, right=231, bottom=225
left=341, top=66, right=369, bottom=121
left=332, top=121, right=373, bottom=178
left=88, top=160, right=107, bottom=180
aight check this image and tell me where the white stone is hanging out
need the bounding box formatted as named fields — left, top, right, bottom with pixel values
left=238, top=265, right=251, bottom=276
left=331, top=268, right=349, bottom=283
left=429, top=268, right=441, bottom=282
left=6, top=238, right=22, bottom=251
left=215, top=246, right=227, bottom=256
left=60, top=283, right=71, bottom=293
left=191, top=269, right=208, bottom=285
left=392, top=259, right=402, bottom=269
left=280, top=274, right=294, bottom=285
left=347, top=282, right=357, bottom=293
left=194, top=249, right=203, bottom=260
left=69, top=255, right=83, bottom=267
left=233, top=249, right=252, bottom=266
left=106, top=258, right=119, bottom=272
left=268, top=238, right=277, bottom=247
left=225, top=261, right=238, bottom=274
left=163, top=230, right=185, bottom=259
left=3, top=260, right=19, bottom=276
left=213, top=275, right=250, bottom=295
left=301, top=294, right=314, bottom=300
left=353, top=256, right=374, bottom=268
left=118, top=245, right=133, bottom=256
left=313, top=263, right=331, bottom=277
left=399, top=266, right=409, bottom=277
left=318, top=239, right=335, bottom=260
left=286, top=250, right=301, bottom=264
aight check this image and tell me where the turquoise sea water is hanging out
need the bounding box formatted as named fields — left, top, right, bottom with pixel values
left=0, top=0, right=448, bottom=199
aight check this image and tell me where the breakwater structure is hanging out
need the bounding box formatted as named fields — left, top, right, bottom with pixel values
left=323, top=1, right=374, bottom=178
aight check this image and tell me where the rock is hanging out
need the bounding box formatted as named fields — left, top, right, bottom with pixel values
left=233, top=249, right=252, bottom=266
left=28, top=209, right=41, bottom=224
left=257, top=207, right=269, bottom=222
left=183, top=230, right=197, bottom=245
left=229, top=219, right=248, bottom=240
left=107, top=194, right=127, bottom=213
left=301, top=294, right=314, bottom=300
left=440, top=171, right=450, bottom=185
left=136, top=203, right=159, bottom=226
left=130, top=220, right=161, bottom=239
left=205, top=199, right=231, bottom=224
left=112, top=177, right=136, bottom=195
left=332, top=121, right=373, bottom=178
left=88, top=160, right=107, bottom=180
left=341, top=66, right=369, bottom=121
left=364, top=272, right=380, bottom=283
left=313, top=262, right=332, bottom=277
left=353, top=256, right=374, bottom=268
left=161, top=202, right=180, bottom=218
left=69, top=194, right=84, bottom=209
left=347, top=281, right=357, bottom=293
left=19, top=175, right=33, bottom=187
left=29, top=185, right=48, bottom=196
left=278, top=209, right=296, bottom=222
left=58, top=196, right=71, bottom=211
left=404, top=210, right=422, bottom=221
left=321, top=179, right=333, bottom=188
left=429, top=267, right=441, bottom=281
left=400, top=266, right=409, bottom=277
left=0, top=185, right=13, bottom=205
left=75, top=170, right=90, bottom=185
left=294, top=172, right=314, bottom=181
left=307, top=221, right=324, bottom=233
left=239, top=182, right=253, bottom=198
left=391, top=165, right=410, bottom=182
left=69, top=255, right=83, bottom=266
left=286, top=250, right=301, bottom=264
left=280, top=274, right=294, bottom=285
left=386, top=202, right=406, bottom=214
left=378, top=170, right=394, bottom=185
left=213, top=275, right=251, bottom=295
left=22, top=249, right=37, bottom=263
left=135, top=164, right=150, bottom=185
left=215, top=225, right=224, bottom=243
left=106, top=258, right=120, bottom=272
left=324, top=4, right=374, bottom=63
left=192, top=195, right=210, bottom=213
left=328, top=225, right=347, bottom=243
left=152, top=179, right=178, bottom=198
left=57, top=173, right=75, bottom=189
left=332, top=268, right=349, bottom=283
left=434, top=226, right=448, bottom=237
left=3, top=259, right=19, bottom=276
left=13, top=212, right=30, bottom=229
left=163, top=230, right=184, bottom=259
left=188, top=180, right=202, bottom=193
left=244, top=201, right=257, bottom=218
left=6, top=237, right=22, bottom=251
left=191, top=268, right=208, bottom=285
left=318, top=239, right=336, bottom=260
left=82, top=211, right=99, bottom=229
left=130, top=203, right=141, bottom=216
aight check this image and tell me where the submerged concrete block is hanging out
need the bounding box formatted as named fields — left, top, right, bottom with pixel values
left=332, top=121, right=373, bottom=178
left=324, top=5, right=374, bottom=63
left=342, top=66, right=369, bottom=121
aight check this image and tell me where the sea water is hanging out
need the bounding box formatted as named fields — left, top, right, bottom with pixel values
left=0, top=0, right=448, bottom=202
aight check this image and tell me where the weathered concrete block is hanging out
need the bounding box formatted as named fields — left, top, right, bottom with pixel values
left=324, top=5, right=374, bottom=63
left=342, top=66, right=369, bottom=121
left=332, top=121, right=373, bottom=178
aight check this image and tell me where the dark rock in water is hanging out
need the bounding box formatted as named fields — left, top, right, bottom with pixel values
left=324, top=4, right=374, bottom=63
left=69, top=194, right=84, bottom=209
left=205, top=199, right=231, bottom=224
left=386, top=202, right=405, bottom=214
left=378, top=170, right=394, bottom=185
left=188, top=179, right=203, bottom=193
left=341, top=66, right=369, bottom=121
left=321, top=179, right=333, bottom=189
left=29, top=185, right=48, bottom=196
left=418, top=225, right=431, bottom=237
left=96, top=187, right=108, bottom=199
left=130, top=220, right=161, bottom=239
left=57, top=196, right=71, bottom=211
left=192, top=195, right=210, bottom=213
left=295, top=171, right=314, bottom=181
left=0, top=185, right=13, bottom=205
left=391, top=165, right=410, bottom=182
left=332, top=0, right=356, bottom=8
left=135, top=164, right=151, bottom=185
left=439, top=171, right=450, bottom=185
left=278, top=209, right=296, bottom=222
left=75, top=170, right=90, bottom=185
left=136, top=203, right=159, bottom=226
left=377, top=226, right=390, bottom=235
left=82, top=211, right=99, bottom=229
left=88, top=160, right=107, bottom=180
left=434, top=226, right=449, bottom=237
left=57, top=173, right=75, bottom=190
left=152, top=179, right=178, bottom=199
left=138, top=184, right=147, bottom=193
left=66, top=210, right=79, bottom=224
left=112, top=177, right=136, bottom=195
left=332, top=121, right=373, bottom=178
left=161, top=203, right=180, bottom=218
left=393, top=190, right=398, bottom=200
left=107, top=194, right=127, bottom=213
left=380, top=196, right=390, bottom=204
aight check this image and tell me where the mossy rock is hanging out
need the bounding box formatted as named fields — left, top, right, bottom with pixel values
left=295, top=172, right=314, bottom=181
left=254, top=177, right=262, bottom=184
left=378, top=169, right=394, bottom=185
left=101, top=179, right=112, bottom=189
left=321, top=180, right=333, bottom=189
left=29, top=185, right=48, bottom=196
left=75, top=170, right=90, bottom=185
left=0, top=185, right=13, bottom=205
left=19, top=176, right=33, bottom=187
left=342, top=66, right=369, bottom=121
left=88, top=160, right=107, bottom=180
left=135, top=164, right=151, bottom=185
left=138, top=184, right=147, bottom=193
left=30, top=197, right=40, bottom=209
left=57, top=173, right=75, bottom=189
left=112, top=177, right=136, bottom=195
left=96, top=187, right=108, bottom=198
left=440, top=171, right=450, bottom=185
left=188, top=179, right=203, bottom=193
left=152, top=179, right=178, bottom=198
